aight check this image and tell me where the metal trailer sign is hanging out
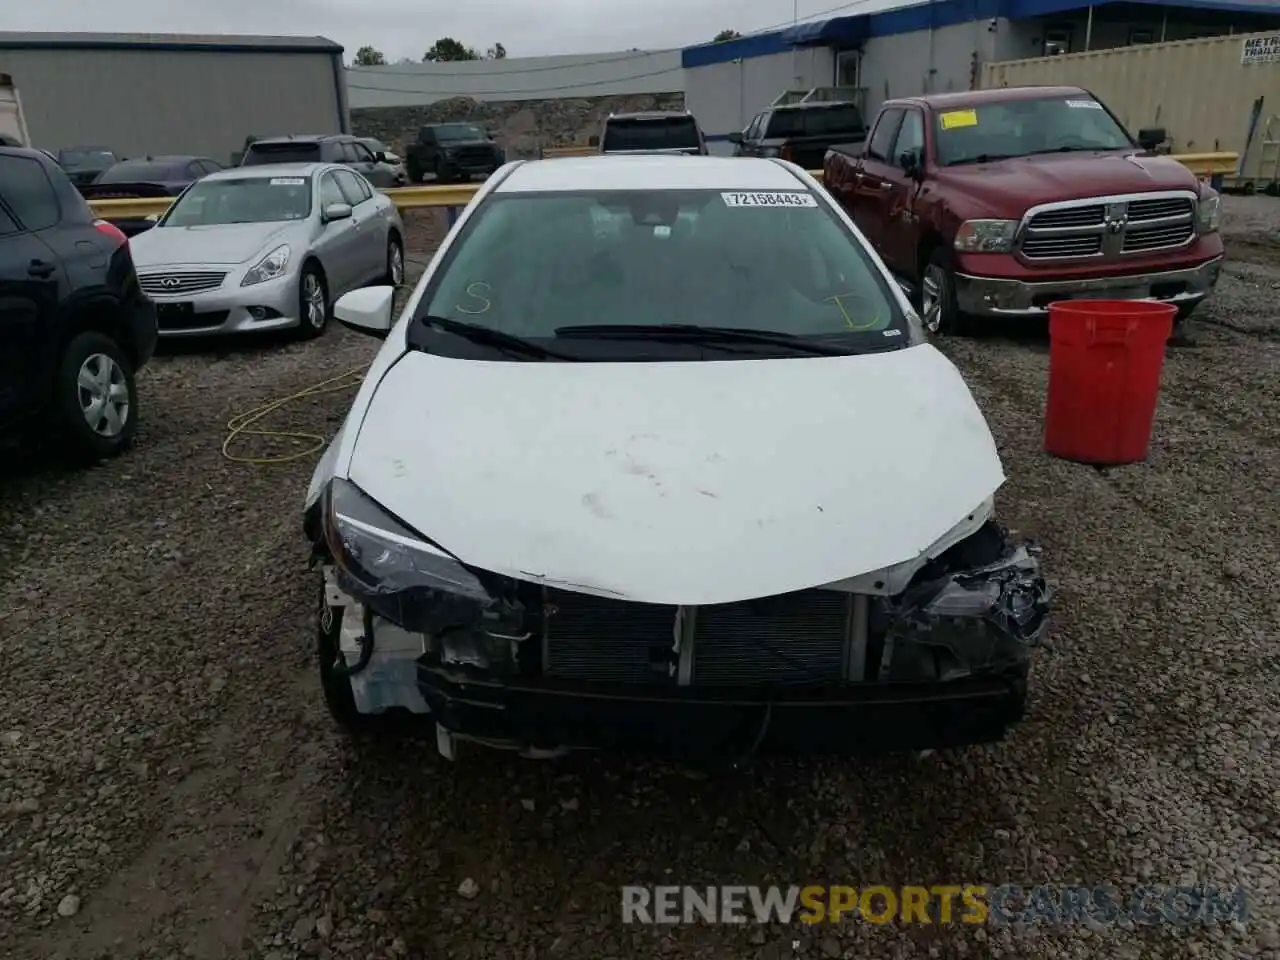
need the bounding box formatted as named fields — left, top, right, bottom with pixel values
left=1241, top=34, right=1280, bottom=65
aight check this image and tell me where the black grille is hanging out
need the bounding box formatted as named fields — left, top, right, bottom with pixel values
left=157, top=309, right=229, bottom=331
left=541, top=588, right=854, bottom=686
left=139, top=271, right=227, bottom=296
left=1027, top=206, right=1104, bottom=230
left=1128, top=197, right=1194, bottom=221
left=1122, top=222, right=1195, bottom=252
left=1021, top=234, right=1103, bottom=258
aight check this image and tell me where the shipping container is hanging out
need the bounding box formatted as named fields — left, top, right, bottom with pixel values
left=0, top=72, right=31, bottom=146
left=982, top=30, right=1280, bottom=193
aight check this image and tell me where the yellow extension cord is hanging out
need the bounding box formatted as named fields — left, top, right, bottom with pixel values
left=221, top=366, right=367, bottom=465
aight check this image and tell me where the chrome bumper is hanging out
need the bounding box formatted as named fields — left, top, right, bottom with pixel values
left=954, top=257, right=1223, bottom=318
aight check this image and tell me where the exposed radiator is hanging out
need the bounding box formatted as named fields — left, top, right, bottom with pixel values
left=541, top=587, right=865, bottom=686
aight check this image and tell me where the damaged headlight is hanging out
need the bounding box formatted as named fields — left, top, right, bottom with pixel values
left=322, top=478, right=494, bottom=634
left=880, top=534, right=1052, bottom=684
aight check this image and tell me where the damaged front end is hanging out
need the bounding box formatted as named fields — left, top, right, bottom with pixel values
left=306, top=478, right=1051, bottom=760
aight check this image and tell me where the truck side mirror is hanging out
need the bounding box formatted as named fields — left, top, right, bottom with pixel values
left=899, top=149, right=922, bottom=179
left=588, top=135, right=600, bottom=147
left=727, top=131, right=744, bottom=144
left=1137, top=127, right=1166, bottom=151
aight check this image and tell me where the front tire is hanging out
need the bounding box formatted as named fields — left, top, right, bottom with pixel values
left=434, top=157, right=453, bottom=184
left=295, top=264, right=330, bottom=341
left=920, top=248, right=973, bottom=337
left=383, top=234, right=405, bottom=288
left=55, top=331, right=138, bottom=463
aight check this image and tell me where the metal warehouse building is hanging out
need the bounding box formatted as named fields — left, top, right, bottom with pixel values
left=0, top=32, right=350, bottom=164
left=683, top=0, right=1280, bottom=154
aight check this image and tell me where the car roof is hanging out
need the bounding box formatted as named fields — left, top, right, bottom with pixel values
left=894, top=85, right=1088, bottom=109
left=250, top=134, right=347, bottom=145
left=204, top=161, right=329, bottom=180
left=496, top=155, right=807, bottom=193
left=607, top=111, right=692, bottom=121
left=772, top=101, right=860, bottom=112
left=113, top=155, right=200, bottom=163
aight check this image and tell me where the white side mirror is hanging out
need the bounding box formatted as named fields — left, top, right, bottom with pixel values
left=334, top=286, right=395, bottom=338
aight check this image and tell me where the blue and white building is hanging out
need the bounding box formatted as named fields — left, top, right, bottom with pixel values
left=682, top=0, right=1280, bottom=153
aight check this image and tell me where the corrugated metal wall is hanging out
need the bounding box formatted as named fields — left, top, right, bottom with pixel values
left=684, top=48, right=835, bottom=155
left=861, top=19, right=1011, bottom=119
left=982, top=30, right=1280, bottom=185
left=0, top=47, right=346, bottom=163
left=347, top=51, right=683, bottom=108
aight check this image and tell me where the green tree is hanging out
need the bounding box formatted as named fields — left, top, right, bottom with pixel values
left=423, top=38, right=481, bottom=61
left=713, top=29, right=741, bottom=42
left=486, top=42, right=507, bottom=59
left=353, top=45, right=386, bottom=66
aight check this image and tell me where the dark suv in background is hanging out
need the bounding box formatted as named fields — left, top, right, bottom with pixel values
left=589, top=111, right=709, bottom=155
left=240, top=134, right=400, bottom=188
left=729, top=100, right=867, bottom=170
left=0, top=146, right=157, bottom=463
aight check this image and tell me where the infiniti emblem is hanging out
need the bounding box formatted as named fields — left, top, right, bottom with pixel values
left=159, top=277, right=181, bottom=288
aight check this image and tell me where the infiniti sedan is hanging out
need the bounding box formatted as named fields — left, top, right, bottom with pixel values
left=129, top=163, right=405, bottom=338
left=304, top=155, right=1051, bottom=763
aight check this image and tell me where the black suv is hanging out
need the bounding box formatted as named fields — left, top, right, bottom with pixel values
left=0, top=146, right=157, bottom=462
left=239, top=134, right=399, bottom=188
left=589, top=112, right=708, bottom=155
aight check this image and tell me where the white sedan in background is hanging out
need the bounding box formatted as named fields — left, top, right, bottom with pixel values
left=304, top=155, right=1051, bottom=763
left=129, top=162, right=405, bottom=339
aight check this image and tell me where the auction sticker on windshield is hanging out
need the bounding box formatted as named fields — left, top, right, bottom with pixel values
left=721, top=192, right=818, bottom=208
left=269, top=177, right=306, bottom=185
left=1065, top=99, right=1103, bottom=109
left=939, top=110, right=979, bottom=130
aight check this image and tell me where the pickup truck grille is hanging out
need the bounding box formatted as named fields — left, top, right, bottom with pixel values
left=1018, top=192, right=1197, bottom=261
left=541, top=588, right=858, bottom=686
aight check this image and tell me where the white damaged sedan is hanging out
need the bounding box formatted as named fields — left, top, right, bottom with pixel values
left=304, top=155, right=1051, bottom=763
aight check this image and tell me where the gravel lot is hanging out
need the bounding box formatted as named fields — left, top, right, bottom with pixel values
left=2, top=198, right=1278, bottom=960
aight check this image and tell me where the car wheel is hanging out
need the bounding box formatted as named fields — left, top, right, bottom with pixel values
left=384, top=234, right=405, bottom=288
left=920, top=248, right=973, bottom=337
left=55, top=331, right=138, bottom=463
left=295, top=264, right=330, bottom=340
left=434, top=157, right=453, bottom=184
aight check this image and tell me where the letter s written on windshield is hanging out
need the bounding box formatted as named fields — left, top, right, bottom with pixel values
left=456, top=281, right=493, bottom=314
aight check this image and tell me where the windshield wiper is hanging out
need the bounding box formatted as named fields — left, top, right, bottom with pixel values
left=1022, top=145, right=1105, bottom=156
left=421, top=316, right=579, bottom=361
left=946, top=153, right=1022, bottom=165
left=554, top=323, right=854, bottom=356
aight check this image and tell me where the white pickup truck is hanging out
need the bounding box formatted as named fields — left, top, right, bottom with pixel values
left=0, top=72, right=31, bottom=147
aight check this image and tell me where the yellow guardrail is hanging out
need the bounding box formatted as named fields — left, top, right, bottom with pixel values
left=541, top=145, right=596, bottom=159
left=85, top=152, right=1239, bottom=221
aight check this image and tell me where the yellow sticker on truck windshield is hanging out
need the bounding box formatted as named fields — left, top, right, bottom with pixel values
left=940, top=110, right=978, bottom=130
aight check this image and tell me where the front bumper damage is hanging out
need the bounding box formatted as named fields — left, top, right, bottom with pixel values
left=317, top=520, right=1051, bottom=761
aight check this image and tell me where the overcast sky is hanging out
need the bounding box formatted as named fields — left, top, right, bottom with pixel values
left=9, top=0, right=851, bottom=61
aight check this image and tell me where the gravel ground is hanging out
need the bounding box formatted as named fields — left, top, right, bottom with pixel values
left=2, top=200, right=1278, bottom=960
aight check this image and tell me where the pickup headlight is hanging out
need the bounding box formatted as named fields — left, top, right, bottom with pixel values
left=1196, top=193, right=1221, bottom=234
left=240, top=244, right=290, bottom=287
left=954, top=219, right=1018, bottom=253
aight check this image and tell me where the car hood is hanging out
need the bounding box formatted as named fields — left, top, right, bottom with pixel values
left=440, top=139, right=495, bottom=149
left=935, top=150, right=1199, bottom=213
left=129, top=221, right=298, bottom=266
left=346, top=343, right=1006, bottom=606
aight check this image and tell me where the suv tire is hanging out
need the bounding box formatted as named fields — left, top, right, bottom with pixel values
left=54, top=331, right=138, bottom=463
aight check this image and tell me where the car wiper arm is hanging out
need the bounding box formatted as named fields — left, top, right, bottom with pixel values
left=554, top=323, right=851, bottom=356
left=421, top=315, right=578, bottom=361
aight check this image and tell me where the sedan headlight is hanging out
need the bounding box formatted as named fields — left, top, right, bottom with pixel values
left=322, top=478, right=525, bottom=637
left=954, top=219, right=1018, bottom=253
left=1196, top=193, right=1221, bottom=234
left=241, top=244, right=291, bottom=287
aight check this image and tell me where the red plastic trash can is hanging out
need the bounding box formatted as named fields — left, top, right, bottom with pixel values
left=1043, top=299, right=1176, bottom=465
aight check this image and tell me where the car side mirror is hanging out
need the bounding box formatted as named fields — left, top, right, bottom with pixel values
left=727, top=131, right=744, bottom=144
left=322, top=202, right=352, bottom=223
left=899, top=149, right=923, bottom=179
left=334, top=286, right=395, bottom=339
left=1137, top=127, right=1166, bottom=151
left=587, top=135, right=600, bottom=147
left=374, top=151, right=387, bottom=163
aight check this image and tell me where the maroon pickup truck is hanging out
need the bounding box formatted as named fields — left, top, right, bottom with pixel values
left=822, top=86, right=1224, bottom=337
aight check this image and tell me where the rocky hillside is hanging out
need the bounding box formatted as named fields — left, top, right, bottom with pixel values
left=351, top=93, right=686, bottom=159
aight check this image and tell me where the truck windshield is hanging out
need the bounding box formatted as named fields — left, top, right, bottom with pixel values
left=434, top=124, right=485, bottom=142
left=934, top=95, right=1134, bottom=165
left=602, top=118, right=701, bottom=152
left=766, top=105, right=864, bottom=138
left=413, top=188, right=909, bottom=360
